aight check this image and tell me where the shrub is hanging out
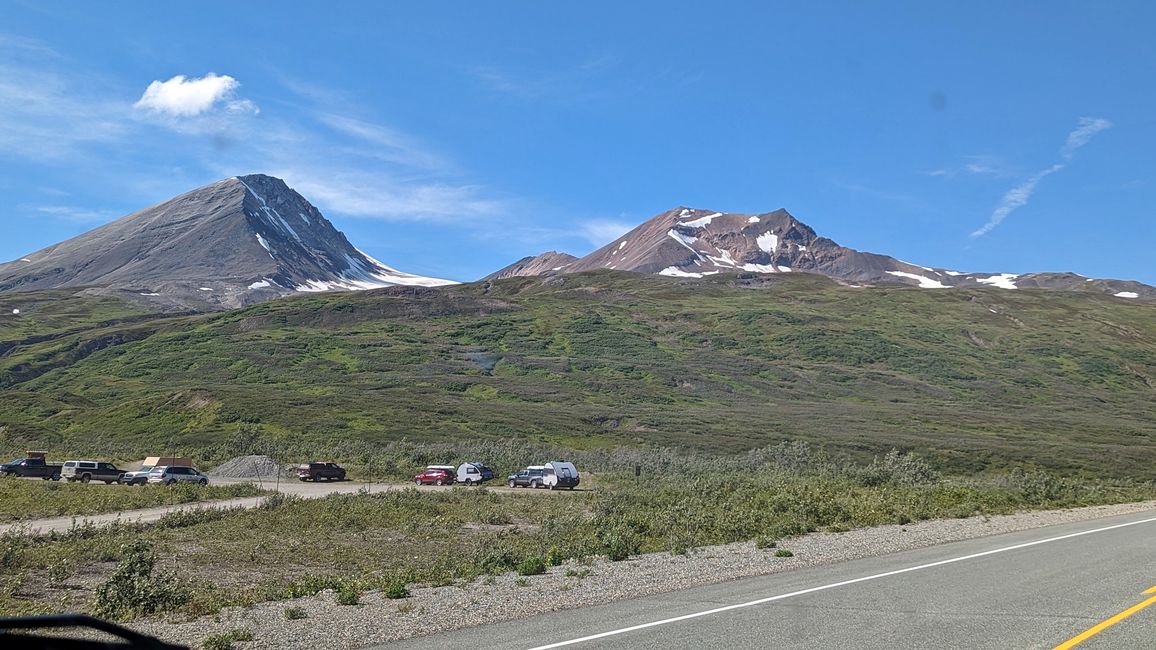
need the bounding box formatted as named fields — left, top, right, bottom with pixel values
left=774, top=549, right=794, bottom=558
left=335, top=587, right=359, bottom=606
left=91, top=541, right=189, bottom=621
left=283, top=606, right=307, bottom=620
left=754, top=536, right=778, bottom=550
left=383, top=581, right=409, bottom=599
left=516, top=556, right=547, bottom=576
left=201, top=628, right=254, bottom=650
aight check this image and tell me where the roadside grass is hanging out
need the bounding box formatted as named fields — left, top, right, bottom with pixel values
left=0, top=478, right=265, bottom=521
left=0, top=447, right=1152, bottom=620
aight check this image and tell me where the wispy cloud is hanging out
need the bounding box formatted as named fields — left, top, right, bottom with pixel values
left=578, top=219, right=635, bottom=246
left=0, top=37, right=129, bottom=162
left=924, top=155, right=1009, bottom=179
left=30, top=205, right=119, bottom=223
left=1061, top=117, right=1112, bottom=160
left=971, top=117, right=1112, bottom=237
left=135, top=73, right=257, bottom=118
left=970, top=164, right=1064, bottom=237
left=274, top=166, right=507, bottom=221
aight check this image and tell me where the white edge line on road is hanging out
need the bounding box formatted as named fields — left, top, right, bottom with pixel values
left=526, top=514, right=1156, bottom=650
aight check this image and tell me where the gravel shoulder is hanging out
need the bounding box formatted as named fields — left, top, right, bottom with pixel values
left=123, top=498, right=1156, bottom=650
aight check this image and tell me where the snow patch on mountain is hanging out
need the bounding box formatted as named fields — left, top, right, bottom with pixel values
left=977, top=274, right=1019, bottom=290
left=248, top=280, right=272, bottom=289
left=1115, top=291, right=1139, bottom=298
left=756, top=232, right=778, bottom=254
left=659, top=266, right=703, bottom=278
left=681, top=212, right=722, bottom=228
left=886, top=271, right=948, bottom=289
left=747, top=216, right=760, bottom=223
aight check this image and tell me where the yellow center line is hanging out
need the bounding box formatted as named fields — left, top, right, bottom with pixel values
left=1054, top=587, right=1156, bottom=649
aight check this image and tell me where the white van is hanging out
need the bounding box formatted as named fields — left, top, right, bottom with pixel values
left=456, top=462, right=495, bottom=486
left=543, top=461, right=580, bottom=490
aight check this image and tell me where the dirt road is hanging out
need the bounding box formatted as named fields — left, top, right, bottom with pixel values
left=0, top=478, right=573, bottom=536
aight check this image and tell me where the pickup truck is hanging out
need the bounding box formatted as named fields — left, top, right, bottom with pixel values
left=0, top=456, right=63, bottom=480
left=62, top=460, right=125, bottom=484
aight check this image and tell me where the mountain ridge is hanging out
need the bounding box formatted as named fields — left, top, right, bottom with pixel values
left=493, top=206, right=1155, bottom=300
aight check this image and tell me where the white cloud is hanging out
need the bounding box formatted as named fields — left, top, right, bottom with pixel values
left=134, top=73, right=257, bottom=118
left=971, top=164, right=1063, bottom=237
left=972, top=117, right=1111, bottom=237
left=33, top=205, right=119, bottom=223
left=579, top=219, right=634, bottom=246
left=270, top=167, right=507, bottom=222
left=1061, top=117, right=1112, bottom=160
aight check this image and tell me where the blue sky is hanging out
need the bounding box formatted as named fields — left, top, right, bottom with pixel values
left=2, top=1, right=1154, bottom=284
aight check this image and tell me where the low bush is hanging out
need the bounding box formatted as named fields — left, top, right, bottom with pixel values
left=516, top=556, right=546, bottom=576
left=201, top=628, right=253, bottom=650
left=91, top=541, right=189, bottom=621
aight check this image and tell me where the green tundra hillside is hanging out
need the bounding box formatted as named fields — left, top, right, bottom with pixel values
left=1, top=271, right=1154, bottom=478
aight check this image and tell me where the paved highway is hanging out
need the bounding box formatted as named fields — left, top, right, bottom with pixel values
left=384, top=510, right=1156, bottom=649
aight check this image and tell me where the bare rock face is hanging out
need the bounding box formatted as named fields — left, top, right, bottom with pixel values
left=0, top=175, right=455, bottom=310
left=483, top=251, right=578, bottom=281
left=484, top=206, right=1155, bottom=300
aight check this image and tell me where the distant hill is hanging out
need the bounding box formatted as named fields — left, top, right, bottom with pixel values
left=2, top=272, right=1154, bottom=478
left=494, top=207, right=1155, bottom=300
left=0, top=174, right=454, bottom=311
left=484, top=251, right=578, bottom=281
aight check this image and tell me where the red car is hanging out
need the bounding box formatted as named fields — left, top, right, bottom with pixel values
left=414, top=467, right=454, bottom=486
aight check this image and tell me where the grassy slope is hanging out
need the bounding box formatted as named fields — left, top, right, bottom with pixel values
left=1, top=273, right=1154, bottom=478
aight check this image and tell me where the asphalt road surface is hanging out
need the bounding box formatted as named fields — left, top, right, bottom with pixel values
left=383, top=509, right=1156, bottom=650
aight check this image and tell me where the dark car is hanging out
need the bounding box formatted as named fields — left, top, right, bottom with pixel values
left=296, top=462, right=346, bottom=482
left=414, top=467, right=454, bottom=486
left=0, top=456, right=62, bottom=481
left=507, top=466, right=546, bottom=488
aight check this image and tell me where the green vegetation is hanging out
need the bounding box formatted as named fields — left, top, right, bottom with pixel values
left=201, top=628, right=253, bottom=650
left=91, top=540, right=189, bottom=621
left=283, top=605, right=307, bottom=619
left=0, top=478, right=265, bottom=521
left=0, top=445, right=1152, bottom=620
left=1, top=272, right=1154, bottom=478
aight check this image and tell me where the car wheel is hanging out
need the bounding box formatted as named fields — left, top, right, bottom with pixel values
left=465, top=478, right=473, bottom=487
left=199, top=479, right=208, bottom=486
left=52, top=473, right=61, bottom=481
left=531, top=480, right=541, bottom=489
left=508, top=479, right=516, bottom=488
left=415, top=478, right=423, bottom=486
left=81, top=474, right=91, bottom=483
left=435, top=479, right=444, bottom=486
left=166, top=479, right=176, bottom=486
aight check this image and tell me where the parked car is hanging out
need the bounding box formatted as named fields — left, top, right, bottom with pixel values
left=507, top=465, right=546, bottom=488
left=455, top=461, right=495, bottom=486
left=543, top=461, right=580, bottom=490
left=120, top=465, right=156, bottom=486
left=120, top=456, right=193, bottom=486
left=147, top=466, right=209, bottom=486
left=62, top=460, right=124, bottom=484
left=0, top=453, right=62, bottom=480
left=414, top=467, right=455, bottom=485
left=296, top=462, right=346, bottom=482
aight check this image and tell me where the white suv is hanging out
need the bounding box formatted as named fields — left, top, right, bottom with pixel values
left=147, top=466, right=209, bottom=486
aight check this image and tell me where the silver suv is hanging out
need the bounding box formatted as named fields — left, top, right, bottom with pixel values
left=147, top=466, right=209, bottom=486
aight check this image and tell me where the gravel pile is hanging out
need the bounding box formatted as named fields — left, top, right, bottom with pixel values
left=208, top=455, right=287, bottom=479
left=123, top=499, right=1155, bottom=649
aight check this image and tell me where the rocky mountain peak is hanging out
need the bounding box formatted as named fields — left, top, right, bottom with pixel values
left=0, top=174, right=455, bottom=311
